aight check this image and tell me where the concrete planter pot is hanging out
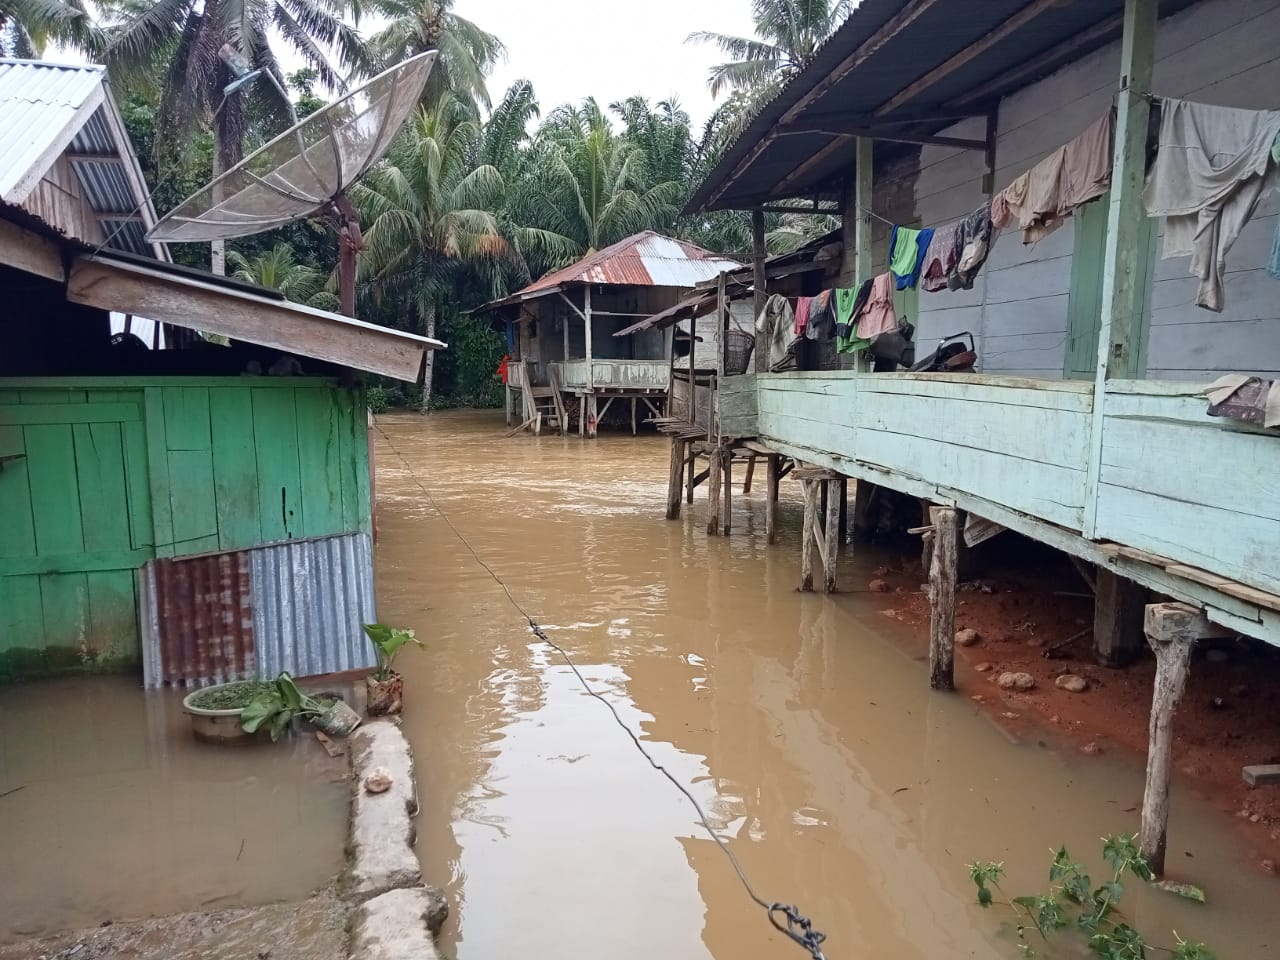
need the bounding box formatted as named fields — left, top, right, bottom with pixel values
left=182, top=683, right=264, bottom=746
left=366, top=673, right=404, bottom=717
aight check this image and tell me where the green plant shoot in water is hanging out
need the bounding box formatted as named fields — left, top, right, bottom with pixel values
left=968, top=834, right=1214, bottom=960
left=362, top=624, right=423, bottom=681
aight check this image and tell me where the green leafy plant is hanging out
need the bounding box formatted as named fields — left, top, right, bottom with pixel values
left=968, top=835, right=1214, bottom=960
left=240, top=672, right=334, bottom=741
left=367, top=385, right=391, bottom=414
left=362, top=624, right=423, bottom=681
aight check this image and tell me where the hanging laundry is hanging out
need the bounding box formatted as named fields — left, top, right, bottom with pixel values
left=1061, top=110, right=1115, bottom=211
left=834, top=280, right=873, bottom=354
left=920, top=223, right=962, bottom=292
left=1144, top=98, right=1280, bottom=312
left=889, top=225, right=934, bottom=289
left=805, top=289, right=836, bottom=340
left=855, top=273, right=899, bottom=341
left=793, top=295, right=812, bottom=335
left=992, top=147, right=1067, bottom=243
left=1205, top=374, right=1280, bottom=428
left=756, top=294, right=799, bottom=372
left=951, top=202, right=998, bottom=290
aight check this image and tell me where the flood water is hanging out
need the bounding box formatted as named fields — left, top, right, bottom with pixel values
left=0, top=676, right=348, bottom=943
left=374, top=410, right=1275, bottom=960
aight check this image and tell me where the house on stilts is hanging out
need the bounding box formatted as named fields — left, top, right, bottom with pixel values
left=663, top=0, right=1280, bottom=876
left=478, top=230, right=740, bottom=436
left=0, top=58, right=440, bottom=687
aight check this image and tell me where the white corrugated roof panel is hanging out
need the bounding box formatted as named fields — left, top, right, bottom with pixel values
left=0, top=58, right=105, bottom=200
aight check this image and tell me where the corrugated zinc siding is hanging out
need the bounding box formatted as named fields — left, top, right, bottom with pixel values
left=0, top=59, right=104, bottom=200
left=140, top=532, right=376, bottom=688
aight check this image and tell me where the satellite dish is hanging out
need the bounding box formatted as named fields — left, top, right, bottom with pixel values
left=147, top=52, right=437, bottom=316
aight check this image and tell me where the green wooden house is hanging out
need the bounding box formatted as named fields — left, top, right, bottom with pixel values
left=0, top=60, right=439, bottom=684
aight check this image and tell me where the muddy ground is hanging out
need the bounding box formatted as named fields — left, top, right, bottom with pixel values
left=869, top=533, right=1280, bottom=873
left=0, top=891, right=349, bottom=960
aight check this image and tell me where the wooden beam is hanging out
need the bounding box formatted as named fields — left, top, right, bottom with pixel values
left=0, top=217, right=65, bottom=281
left=775, top=137, right=850, bottom=196
left=780, top=0, right=943, bottom=125
left=775, top=120, right=987, bottom=151
left=757, top=204, right=840, bottom=215
left=67, top=256, right=434, bottom=382
left=928, top=506, right=958, bottom=691
left=1094, top=569, right=1147, bottom=667
left=823, top=478, right=840, bottom=593
left=766, top=455, right=780, bottom=545
left=666, top=438, right=685, bottom=520
left=722, top=450, right=733, bottom=535
left=800, top=479, right=817, bottom=591
left=874, top=0, right=1064, bottom=117
left=706, top=445, right=723, bottom=536
left=1083, top=0, right=1155, bottom=539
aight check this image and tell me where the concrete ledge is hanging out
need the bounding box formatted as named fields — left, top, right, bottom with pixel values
left=349, top=887, right=449, bottom=960
left=347, top=721, right=422, bottom=900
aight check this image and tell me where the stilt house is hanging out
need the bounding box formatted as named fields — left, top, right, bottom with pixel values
left=677, top=0, right=1280, bottom=876
left=480, top=231, right=740, bottom=435
left=0, top=60, right=440, bottom=686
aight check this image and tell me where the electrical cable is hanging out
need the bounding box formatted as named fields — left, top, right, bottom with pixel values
left=374, top=422, right=830, bottom=960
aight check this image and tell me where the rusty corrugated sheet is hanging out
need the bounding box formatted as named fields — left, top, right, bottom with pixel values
left=478, top=231, right=742, bottom=310
left=140, top=532, right=376, bottom=688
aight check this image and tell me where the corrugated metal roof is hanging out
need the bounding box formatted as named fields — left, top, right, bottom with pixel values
left=140, top=532, right=378, bottom=688
left=0, top=59, right=104, bottom=200
left=686, top=0, right=1201, bottom=213
left=478, top=231, right=742, bottom=311
left=0, top=58, right=157, bottom=256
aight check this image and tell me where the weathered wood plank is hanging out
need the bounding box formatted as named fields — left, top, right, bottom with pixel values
left=209, top=387, right=262, bottom=550
left=929, top=506, right=958, bottom=690
left=86, top=569, right=138, bottom=662
left=0, top=548, right=153, bottom=577
left=1094, top=569, right=1146, bottom=667
left=0, top=574, right=44, bottom=658
left=0, top=402, right=140, bottom=425
left=823, top=478, right=840, bottom=593
left=800, top=479, right=817, bottom=591
left=766, top=455, right=780, bottom=545
left=73, top=422, right=132, bottom=554
left=160, top=387, right=211, bottom=450
left=142, top=389, right=173, bottom=553
left=666, top=438, right=684, bottom=520
left=252, top=388, right=304, bottom=542
left=706, top=446, right=723, bottom=536
left=39, top=572, right=89, bottom=655
left=25, top=424, right=85, bottom=556
left=296, top=389, right=344, bottom=537
left=0, top=422, right=35, bottom=558
left=167, top=450, right=218, bottom=548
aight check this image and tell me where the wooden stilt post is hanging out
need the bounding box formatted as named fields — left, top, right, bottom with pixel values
left=800, top=479, right=816, bottom=591
left=928, top=506, right=958, bottom=691
left=587, top=393, right=598, bottom=439
left=1140, top=602, right=1219, bottom=875
left=752, top=209, right=768, bottom=373
left=766, top=455, right=780, bottom=545
left=722, top=451, right=733, bottom=535
left=823, top=479, right=839, bottom=593
left=578, top=393, right=585, bottom=438
left=631, top=396, right=637, bottom=435
left=666, top=438, right=685, bottom=520
left=1094, top=569, right=1147, bottom=667
left=504, top=383, right=513, bottom=426
left=686, top=449, right=696, bottom=504
left=819, top=481, right=828, bottom=526
left=742, top=454, right=756, bottom=494
left=706, top=446, right=724, bottom=536
left=838, top=477, right=848, bottom=549
left=852, top=479, right=875, bottom=540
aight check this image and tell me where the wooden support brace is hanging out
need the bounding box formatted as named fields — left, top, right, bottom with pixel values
left=722, top=450, right=733, bottom=535
left=1139, top=602, right=1228, bottom=875
left=1094, top=569, right=1146, bottom=667
left=687, top=452, right=698, bottom=503
left=928, top=506, right=959, bottom=691
left=800, top=479, right=817, bottom=591
left=666, top=438, right=685, bottom=520
left=742, top=454, right=756, bottom=494
left=766, top=455, right=780, bottom=545
left=706, top=446, right=724, bottom=536
left=823, top=479, right=840, bottom=593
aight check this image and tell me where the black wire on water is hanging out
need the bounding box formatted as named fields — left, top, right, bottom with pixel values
left=374, top=423, right=829, bottom=960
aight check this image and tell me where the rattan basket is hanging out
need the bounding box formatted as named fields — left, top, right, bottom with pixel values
left=724, top=329, right=756, bottom=375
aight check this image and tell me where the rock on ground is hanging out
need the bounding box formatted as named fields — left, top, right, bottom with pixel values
left=1055, top=674, right=1089, bottom=693
left=998, top=671, right=1036, bottom=691
left=347, top=722, right=422, bottom=900
left=955, top=628, right=980, bottom=647
left=349, top=888, right=449, bottom=960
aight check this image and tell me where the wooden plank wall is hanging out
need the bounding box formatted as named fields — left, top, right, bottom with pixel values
left=0, top=387, right=151, bottom=677
left=144, top=381, right=371, bottom=557
left=718, top=374, right=758, bottom=438
left=0, top=378, right=370, bottom=678
left=889, top=0, right=1280, bottom=380
left=756, top=373, right=1093, bottom=530
left=1095, top=381, right=1280, bottom=596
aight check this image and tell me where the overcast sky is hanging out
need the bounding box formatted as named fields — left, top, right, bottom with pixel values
left=455, top=0, right=759, bottom=127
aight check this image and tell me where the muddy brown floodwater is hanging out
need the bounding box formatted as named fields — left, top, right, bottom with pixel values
left=374, top=410, right=1275, bottom=960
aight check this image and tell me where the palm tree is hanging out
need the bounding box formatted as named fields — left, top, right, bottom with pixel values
left=353, top=98, right=516, bottom=412
left=100, top=0, right=369, bottom=272
left=688, top=0, right=854, bottom=100
left=227, top=242, right=339, bottom=309
left=513, top=98, right=683, bottom=261
left=365, top=0, right=503, bottom=112
left=0, top=0, right=99, bottom=57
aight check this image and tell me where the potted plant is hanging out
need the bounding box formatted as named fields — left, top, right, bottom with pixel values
left=362, top=623, right=422, bottom=716
left=240, top=672, right=362, bottom=741
left=182, top=679, right=276, bottom=745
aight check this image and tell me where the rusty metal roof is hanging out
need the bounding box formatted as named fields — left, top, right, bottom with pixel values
left=0, top=58, right=162, bottom=257
left=477, top=231, right=741, bottom=312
